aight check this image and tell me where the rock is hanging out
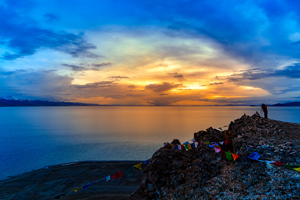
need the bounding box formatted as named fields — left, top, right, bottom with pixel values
left=131, top=114, right=300, bottom=200
left=171, top=139, right=181, bottom=145
left=193, top=127, right=225, bottom=142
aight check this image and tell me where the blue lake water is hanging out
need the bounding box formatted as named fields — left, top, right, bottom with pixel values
left=0, top=106, right=300, bottom=180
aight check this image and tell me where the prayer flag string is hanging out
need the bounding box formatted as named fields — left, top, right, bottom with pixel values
left=52, top=136, right=300, bottom=199
left=165, top=139, right=299, bottom=173
left=51, top=160, right=149, bottom=199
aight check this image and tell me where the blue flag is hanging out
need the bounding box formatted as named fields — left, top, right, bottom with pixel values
left=247, top=152, right=260, bottom=160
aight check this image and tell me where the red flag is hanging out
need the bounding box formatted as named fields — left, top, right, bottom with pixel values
left=111, top=171, right=123, bottom=180
left=181, top=145, right=185, bottom=150
left=117, top=171, right=123, bottom=179
left=221, top=150, right=226, bottom=159
left=272, top=161, right=284, bottom=167
left=111, top=173, right=118, bottom=180
left=224, top=140, right=230, bottom=145
left=111, top=172, right=122, bottom=180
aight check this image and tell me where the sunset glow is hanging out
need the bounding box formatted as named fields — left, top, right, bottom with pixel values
left=1, top=0, right=300, bottom=105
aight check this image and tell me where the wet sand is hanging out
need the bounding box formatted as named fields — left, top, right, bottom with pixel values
left=0, top=161, right=144, bottom=200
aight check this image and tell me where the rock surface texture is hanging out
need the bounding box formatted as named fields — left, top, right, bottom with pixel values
left=131, top=113, right=300, bottom=200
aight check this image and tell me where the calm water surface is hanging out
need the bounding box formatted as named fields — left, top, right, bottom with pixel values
left=0, top=106, right=299, bottom=179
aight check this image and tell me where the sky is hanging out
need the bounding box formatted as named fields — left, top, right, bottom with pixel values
left=1, top=0, right=300, bottom=105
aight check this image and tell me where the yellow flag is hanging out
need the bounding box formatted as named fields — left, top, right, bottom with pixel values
left=74, top=187, right=82, bottom=192
left=134, top=162, right=142, bottom=170
left=187, top=143, right=192, bottom=150
left=294, top=167, right=300, bottom=172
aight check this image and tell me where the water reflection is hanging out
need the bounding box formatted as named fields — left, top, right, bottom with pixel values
left=0, top=106, right=299, bottom=179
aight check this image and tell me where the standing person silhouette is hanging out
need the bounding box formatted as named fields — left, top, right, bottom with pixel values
left=261, top=103, right=268, bottom=119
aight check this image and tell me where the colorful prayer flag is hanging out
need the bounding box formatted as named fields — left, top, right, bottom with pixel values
left=83, top=182, right=94, bottom=189
left=282, top=165, right=300, bottom=172
left=231, top=153, right=239, bottom=161
left=190, top=143, right=195, bottom=148
left=294, top=167, right=300, bottom=172
left=117, top=171, right=123, bottom=178
left=187, top=143, right=192, bottom=150
left=225, top=151, right=233, bottom=161
left=211, top=142, right=218, bottom=146
left=214, top=147, right=221, bottom=153
left=111, top=171, right=123, bottom=180
left=143, top=160, right=149, bottom=165
left=111, top=174, right=118, bottom=180
left=221, top=150, right=226, bottom=159
left=74, top=187, right=82, bottom=192
left=247, top=152, right=260, bottom=160
left=134, top=163, right=142, bottom=170
left=195, top=142, right=198, bottom=148
left=184, top=144, right=188, bottom=150
left=282, top=165, right=300, bottom=169
left=272, top=161, right=284, bottom=167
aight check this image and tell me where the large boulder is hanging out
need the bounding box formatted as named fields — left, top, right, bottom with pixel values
left=194, top=127, right=224, bottom=142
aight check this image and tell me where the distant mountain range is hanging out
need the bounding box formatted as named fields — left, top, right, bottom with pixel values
left=271, top=102, right=300, bottom=106
left=0, top=99, right=99, bottom=107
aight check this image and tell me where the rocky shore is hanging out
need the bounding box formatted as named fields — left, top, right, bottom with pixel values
left=0, top=161, right=143, bottom=200
left=1, top=113, right=300, bottom=199
left=131, top=113, right=300, bottom=199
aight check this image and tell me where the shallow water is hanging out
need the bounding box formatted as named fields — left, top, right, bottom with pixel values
left=0, top=106, right=299, bottom=179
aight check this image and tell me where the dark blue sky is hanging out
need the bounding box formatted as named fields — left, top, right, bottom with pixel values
left=1, top=0, right=300, bottom=105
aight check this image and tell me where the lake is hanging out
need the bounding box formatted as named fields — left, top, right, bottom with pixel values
left=0, top=106, right=300, bottom=179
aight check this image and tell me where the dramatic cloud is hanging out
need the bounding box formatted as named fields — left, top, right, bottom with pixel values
left=223, top=63, right=300, bottom=82
left=0, top=69, right=73, bottom=100
left=2, top=0, right=300, bottom=105
left=0, top=0, right=98, bottom=60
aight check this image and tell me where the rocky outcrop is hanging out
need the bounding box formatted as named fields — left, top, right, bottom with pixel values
left=131, top=113, right=300, bottom=199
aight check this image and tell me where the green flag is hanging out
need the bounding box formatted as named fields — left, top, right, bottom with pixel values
left=225, top=151, right=233, bottom=161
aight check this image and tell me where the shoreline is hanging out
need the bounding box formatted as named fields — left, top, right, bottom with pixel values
left=0, top=161, right=144, bottom=200
left=0, top=160, right=144, bottom=181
